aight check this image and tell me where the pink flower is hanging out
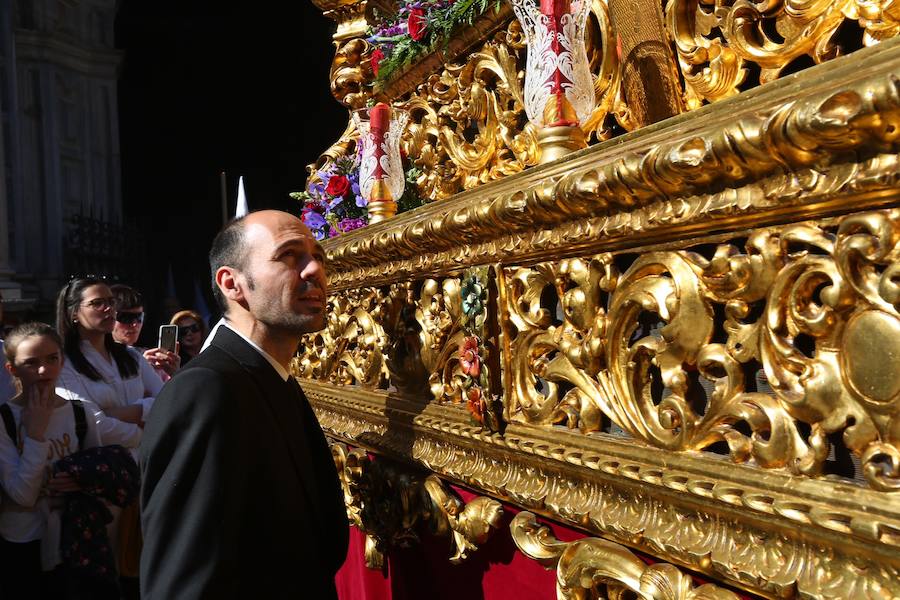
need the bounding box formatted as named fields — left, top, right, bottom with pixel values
left=459, top=336, right=480, bottom=378
left=408, top=7, right=427, bottom=42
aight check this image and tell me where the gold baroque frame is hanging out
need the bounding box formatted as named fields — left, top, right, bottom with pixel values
left=297, top=15, right=900, bottom=600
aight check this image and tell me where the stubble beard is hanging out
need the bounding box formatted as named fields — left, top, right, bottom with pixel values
left=246, top=274, right=326, bottom=336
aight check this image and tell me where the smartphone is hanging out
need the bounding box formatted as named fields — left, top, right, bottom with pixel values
left=158, top=325, right=178, bottom=353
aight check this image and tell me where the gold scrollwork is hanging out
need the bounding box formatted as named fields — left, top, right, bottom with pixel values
left=416, top=277, right=467, bottom=403
left=665, top=0, right=900, bottom=108
left=331, top=37, right=376, bottom=109
left=511, top=511, right=740, bottom=599
left=296, top=287, right=398, bottom=388
left=330, top=442, right=503, bottom=567
left=501, top=209, right=900, bottom=488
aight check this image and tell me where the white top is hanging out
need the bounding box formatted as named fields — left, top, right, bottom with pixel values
left=221, top=322, right=289, bottom=381
left=0, top=340, right=17, bottom=403
left=55, top=341, right=161, bottom=448
left=0, top=400, right=104, bottom=569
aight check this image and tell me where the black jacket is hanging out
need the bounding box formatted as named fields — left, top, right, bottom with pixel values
left=140, top=326, right=348, bottom=599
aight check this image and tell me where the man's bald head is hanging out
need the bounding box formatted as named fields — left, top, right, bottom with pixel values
left=209, top=210, right=322, bottom=314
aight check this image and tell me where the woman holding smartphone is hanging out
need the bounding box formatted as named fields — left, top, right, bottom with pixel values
left=170, top=309, right=208, bottom=365
left=111, top=284, right=180, bottom=382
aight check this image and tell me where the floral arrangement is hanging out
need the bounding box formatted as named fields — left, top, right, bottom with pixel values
left=368, top=0, right=502, bottom=83
left=291, top=155, right=367, bottom=240
left=292, top=155, right=424, bottom=240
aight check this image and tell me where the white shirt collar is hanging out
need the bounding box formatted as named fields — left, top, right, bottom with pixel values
left=220, top=322, right=289, bottom=382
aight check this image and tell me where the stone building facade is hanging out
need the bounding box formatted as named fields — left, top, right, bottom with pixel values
left=0, top=0, right=122, bottom=322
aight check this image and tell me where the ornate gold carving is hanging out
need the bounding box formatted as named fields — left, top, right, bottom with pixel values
left=308, top=209, right=900, bottom=488
left=322, top=48, right=900, bottom=285
left=330, top=442, right=503, bottom=567
left=314, top=1, right=624, bottom=203
left=399, top=21, right=536, bottom=201
left=331, top=37, right=376, bottom=109
left=307, top=383, right=900, bottom=599
left=664, top=0, right=900, bottom=109
left=510, top=512, right=740, bottom=599
left=295, top=286, right=397, bottom=388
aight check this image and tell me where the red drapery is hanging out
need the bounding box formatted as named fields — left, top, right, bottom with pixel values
left=335, top=486, right=757, bottom=600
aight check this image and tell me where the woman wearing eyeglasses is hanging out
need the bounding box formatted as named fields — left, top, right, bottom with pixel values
left=170, top=310, right=207, bottom=366
left=111, top=284, right=180, bottom=381
left=54, top=277, right=161, bottom=439
left=54, top=277, right=161, bottom=597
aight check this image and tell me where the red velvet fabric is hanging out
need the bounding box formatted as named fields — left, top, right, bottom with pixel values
left=335, top=485, right=758, bottom=600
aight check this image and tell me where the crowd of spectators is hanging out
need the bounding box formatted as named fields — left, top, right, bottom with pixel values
left=0, top=279, right=209, bottom=599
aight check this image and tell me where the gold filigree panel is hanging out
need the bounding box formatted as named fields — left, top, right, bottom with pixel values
left=501, top=209, right=900, bottom=490
left=665, top=0, right=900, bottom=109
left=295, top=286, right=400, bottom=389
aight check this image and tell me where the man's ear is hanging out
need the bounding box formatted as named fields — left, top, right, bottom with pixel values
left=216, top=266, right=245, bottom=305
left=5, top=360, right=16, bottom=379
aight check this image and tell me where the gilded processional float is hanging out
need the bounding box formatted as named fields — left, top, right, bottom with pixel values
left=293, top=0, right=900, bottom=597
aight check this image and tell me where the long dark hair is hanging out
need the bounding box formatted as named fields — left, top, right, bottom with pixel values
left=56, top=277, right=138, bottom=381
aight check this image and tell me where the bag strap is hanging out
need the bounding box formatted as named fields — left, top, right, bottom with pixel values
left=0, top=403, right=16, bottom=446
left=70, top=399, right=87, bottom=451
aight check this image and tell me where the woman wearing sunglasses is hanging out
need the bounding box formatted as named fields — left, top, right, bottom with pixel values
left=111, top=285, right=180, bottom=381
left=170, top=310, right=208, bottom=366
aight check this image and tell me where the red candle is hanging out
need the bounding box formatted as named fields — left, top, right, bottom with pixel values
left=370, top=102, right=390, bottom=136
left=369, top=103, right=390, bottom=180
left=540, top=0, right=570, bottom=18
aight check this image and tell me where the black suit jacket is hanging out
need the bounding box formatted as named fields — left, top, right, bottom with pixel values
left=140, top=326, right=348, bottom=599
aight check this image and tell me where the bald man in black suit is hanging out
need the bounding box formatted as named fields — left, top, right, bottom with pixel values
left=140, top=210, right=348, bottom=599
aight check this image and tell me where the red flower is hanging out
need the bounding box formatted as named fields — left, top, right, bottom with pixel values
left=459, top=336, right=481, bottom=378
left=466, top=386, right=484, bottom=423
left=371, top=47, right=385, bottom=76
left=325, top=174, right=350, bottom=197
left=408, top=7, right=427, bottom=42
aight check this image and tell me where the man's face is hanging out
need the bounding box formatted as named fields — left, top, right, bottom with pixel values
left=113, top=306, right=144, bottom=346
left=238, top=212, right=327, bottom=335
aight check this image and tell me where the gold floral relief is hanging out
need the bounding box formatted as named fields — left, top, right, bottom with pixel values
left=511, top=512, right=740, bottom=600
left=665, top=0, right=900, bottom=109
left=415, top=277, right=467, bottom=402
left=501, top=209, right=900, bottom=489
left=330, top=442, right=503, bottom=567
left=330, top=36, right=376, bottom=109
left=295, top=286, right=399, bottom=389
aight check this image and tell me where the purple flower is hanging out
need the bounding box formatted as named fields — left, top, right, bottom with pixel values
left=302, top=209, right=328, bottom=231
left=339, top=218, right=367, bottom=232
left=327, top=195, right=344, bottom=210
left=355, top=195, right=367, bottom=207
